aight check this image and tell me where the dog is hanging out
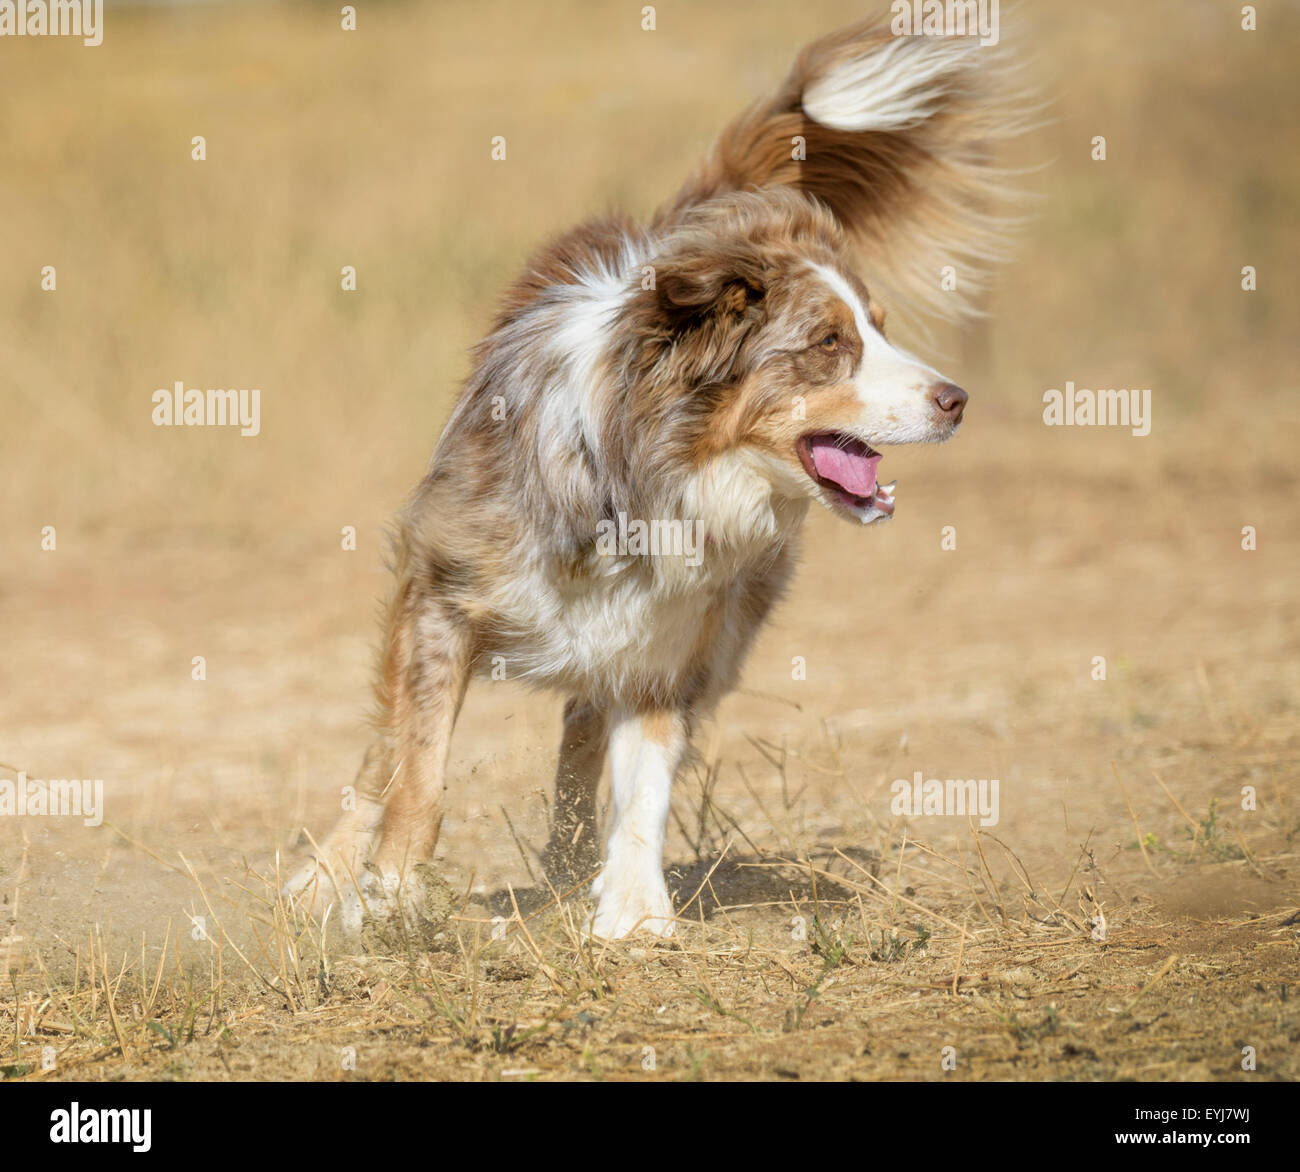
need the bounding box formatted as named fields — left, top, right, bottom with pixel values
left=286, top=15, right=1028, bottom=939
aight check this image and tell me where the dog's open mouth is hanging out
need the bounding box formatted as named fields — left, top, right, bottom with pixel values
left=797, top=432, right=895, bottom=518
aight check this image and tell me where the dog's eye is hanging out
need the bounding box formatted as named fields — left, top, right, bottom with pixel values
left=818, top=333, right=839, bottom=352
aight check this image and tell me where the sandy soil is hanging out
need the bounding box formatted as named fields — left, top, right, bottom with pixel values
left=3, top=408, right=1297, bottom=1081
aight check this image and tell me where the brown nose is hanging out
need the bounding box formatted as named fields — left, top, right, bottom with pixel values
left=932, top=382, right=968, bottom=422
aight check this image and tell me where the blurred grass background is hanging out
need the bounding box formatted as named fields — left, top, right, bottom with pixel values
left=0, top=0, right=1296, bottom=551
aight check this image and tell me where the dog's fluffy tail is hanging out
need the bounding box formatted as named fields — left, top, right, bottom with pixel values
left=658, top=18, right=1036, bottom=321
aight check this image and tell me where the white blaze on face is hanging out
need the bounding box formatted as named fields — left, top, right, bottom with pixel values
left=811, top=264, right=952, bottom=444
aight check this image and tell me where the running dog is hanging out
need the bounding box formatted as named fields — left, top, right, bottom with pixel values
left=286, top=15, right=1028, bottom=938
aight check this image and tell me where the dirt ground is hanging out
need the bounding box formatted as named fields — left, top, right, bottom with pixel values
left=1, top=2, right=1298, bottom=1082
left=4, top=422, right=1297, bottom=1082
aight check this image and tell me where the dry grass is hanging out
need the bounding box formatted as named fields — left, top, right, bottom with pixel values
left=5, top=779, right=1298, bottom=1081
left=1, top=0, right=1299, bottom=1081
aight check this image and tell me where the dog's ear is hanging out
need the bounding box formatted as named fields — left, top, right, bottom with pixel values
left=653, top=244, right=767, bottom=335
left=641, top=244, right=769, bottom=389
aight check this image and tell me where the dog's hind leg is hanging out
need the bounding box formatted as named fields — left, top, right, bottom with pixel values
left=541, top=699, right=608, bottom=892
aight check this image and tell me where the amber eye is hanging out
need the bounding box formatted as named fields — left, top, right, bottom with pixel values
left=819, top=333, right=839, bottom=351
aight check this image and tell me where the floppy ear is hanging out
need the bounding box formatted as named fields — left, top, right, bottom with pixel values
left=646, top=244, right=768, bottom=386
left=655, top=251, right=767, bottom=330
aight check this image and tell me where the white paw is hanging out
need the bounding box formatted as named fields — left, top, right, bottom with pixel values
left=589, top=870, right=674, bottom=939
left=282, top=856, right=377, bottom=936
left=359, top=864, right=456, bottom=950
left=339, top=866, right=405, bottom=937
left=281, top=831, right=373, bottom=920
left=282, top=856, right=348, bottom=920
left=283, top=854, right=451, bottom=944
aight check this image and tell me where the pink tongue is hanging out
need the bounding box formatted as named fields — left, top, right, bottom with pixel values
left=810, top=437, right=880, bottom=498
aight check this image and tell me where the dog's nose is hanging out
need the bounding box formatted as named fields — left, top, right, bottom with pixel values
left=932, top=382, right=968, bottom=422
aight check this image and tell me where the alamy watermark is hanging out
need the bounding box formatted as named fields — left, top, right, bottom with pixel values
left=1, top=771, right=103, bottom=827
left=891, top=770, right=999, bottom=826
left=0, top=0, right=102, bottom=46
left=152, top=382, right=261, bottom=437
left=595, top=511, right=703, bottom=567
left=1043, top=381, right=1151, bottom=437
left=890, top=0, right=999, bottom=47
left=50, top=1103, right=150, bottom=1152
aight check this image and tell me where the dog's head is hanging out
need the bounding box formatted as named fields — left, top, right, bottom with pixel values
left=619, top=190, right=966, bottom=530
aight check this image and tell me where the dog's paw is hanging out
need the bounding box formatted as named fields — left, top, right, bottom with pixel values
left=357, top=863, right=456, bottom=953
left=282, top=854, right=453, bottom=949
left=281, top=857, right=372, bottom=939
left=281, top=831, right=374, bottom=921
left=589, top=872, right=675, bottom=939
left=282, top=856, right=349, bottom=922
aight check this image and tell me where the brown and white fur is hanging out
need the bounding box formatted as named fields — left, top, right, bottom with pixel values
left=286, top=16, right=1028, bottom=939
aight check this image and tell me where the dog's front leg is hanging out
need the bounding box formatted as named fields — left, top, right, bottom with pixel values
left=590, top=707, right=685, bottom=938
left=370, top=589, right=472, bottom=900
left=283, top=734, right=393, bottom=915
left=285, top=572, right=471, bottom=936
